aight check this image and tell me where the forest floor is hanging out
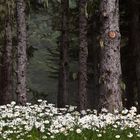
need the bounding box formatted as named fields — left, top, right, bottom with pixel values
left=0, top=100, right=140, bottom=140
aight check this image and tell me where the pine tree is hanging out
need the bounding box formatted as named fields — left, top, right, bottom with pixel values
left=78, top=0, right=88, bottom=110
left=134, top=0, right=140, bottom=112
left=0, top=1, right=13, bottom=105
left=57, top=0, right=69, bottom=107
left=125, top=0, right=139, bottom=109
left=99, top=0, right=122, bottom=112
left=16, top=0, right=27, bottom=105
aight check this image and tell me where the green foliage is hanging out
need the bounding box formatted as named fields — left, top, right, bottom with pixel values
left=27, top=46, right=38, bottom=59
left=69, top=0, right=77, bottom=9
left=29, top=0, right=49, bottom=11
left=86, top=0, right=100, bottom=18
left=0, top=0, right=15, bottom=20
left=28, top=88, right=48, bottom=103
left=0, top=0, right=15, bottom=38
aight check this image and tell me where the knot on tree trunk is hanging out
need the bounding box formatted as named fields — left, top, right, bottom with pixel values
left=108, top=31, right=117, bottom=39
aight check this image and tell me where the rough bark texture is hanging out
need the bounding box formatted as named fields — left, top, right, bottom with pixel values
left=0, top=18, right=13, bottom=105
left=99, top=0, right=122, bottom=112
left=57, top=0, right=69, bottom=108
left=78, top=0, right=88, bottom=110
left=125, top=0, right=138, bottom=109
left=16, top=0, right=27, bottom=105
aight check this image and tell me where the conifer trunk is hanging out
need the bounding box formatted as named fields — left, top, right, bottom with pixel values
left=78, top=0, right=88, bottom=110
left=99, top=0, right=122, bottom=112
left=125, top=0, right=139, bottom=109
left=57, top=0, right=69, bottom=108
left=0, top=18, right=13, bottom=105
left=134, top=0, right=140, bottom=112
left=16, top=0, right=27, bottom=105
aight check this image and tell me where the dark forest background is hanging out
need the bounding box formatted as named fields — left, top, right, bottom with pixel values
left=0, top=0, right=140, bottom=113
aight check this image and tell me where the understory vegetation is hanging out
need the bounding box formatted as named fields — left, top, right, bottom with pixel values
left=0, top=100, right=140, bottom=140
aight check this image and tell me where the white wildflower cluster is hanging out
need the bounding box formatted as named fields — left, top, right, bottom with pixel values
left=0, top=100, right=140, bottom=139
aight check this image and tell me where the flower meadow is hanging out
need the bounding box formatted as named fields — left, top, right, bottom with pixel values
left=0, top=100, right=140, bottom=140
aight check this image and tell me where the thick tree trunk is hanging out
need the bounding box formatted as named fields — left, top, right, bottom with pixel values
left=0, top=18, right=13, bottom=105
left=99, top=0, right=122, bottom=112
left=57, top=0, right=69, bottom=108
left=16, top=0, right=27, bottom=105
left=78, top=0, right=88, bottom=110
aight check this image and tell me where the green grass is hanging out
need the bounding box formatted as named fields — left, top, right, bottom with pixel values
left=0, top=101, right=139, bottom=140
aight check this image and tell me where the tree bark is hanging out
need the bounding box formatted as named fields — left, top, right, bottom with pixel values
left=0, top=18, right=13, bottom=105
left=57, top=0, right=69, bottom=108
left=99, top=0, right=122, bottom=112
left=16, top=0, right=27, bottom=105
left=78, top=0, right=88, bottom=110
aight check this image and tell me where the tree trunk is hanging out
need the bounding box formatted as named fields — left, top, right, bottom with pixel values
left=134, top=0, right=140, bottom=112
left=99, top=0, right=122, bottom=112
left=16, top=0, right=27, bottom=105
left=87, top=13, right=100, bottom=109
left=125, top=0, right=139, bottom=109
left=0, top=18, right=13, bottom=105
left=57, top=0, right=69, bottom=108
left=78, top=0, right=88, bottom=110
